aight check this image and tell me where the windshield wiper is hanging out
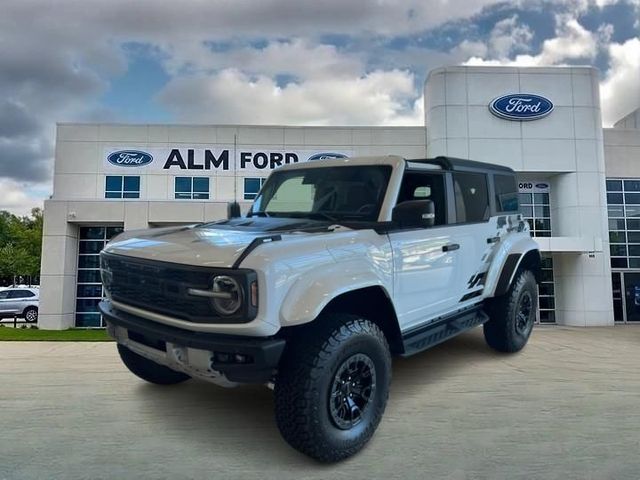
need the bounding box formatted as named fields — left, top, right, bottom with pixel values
left=307, top=211, right=338, bottom=222
left=247, top=211, right=271, bottom=218
left=278, top=211, right=338, bottom=222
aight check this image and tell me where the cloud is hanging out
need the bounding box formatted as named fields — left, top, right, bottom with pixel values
left=465, top=15, right=599, bottom=65
left=158, top=67, right=422, bottom=126
left=600, top=37, right=640, bottom=126
left=488, top=15, right=534, bottom=58
left=0, top=179, right=45, bottom=216
left=0, top=0, right=638, bottom=217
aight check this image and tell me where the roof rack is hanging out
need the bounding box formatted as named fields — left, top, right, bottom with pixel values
left=408, top=156, right=514, bottom=173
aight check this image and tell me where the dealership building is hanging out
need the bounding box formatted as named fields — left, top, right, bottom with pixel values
left=38, top=65, right=640, bottom=329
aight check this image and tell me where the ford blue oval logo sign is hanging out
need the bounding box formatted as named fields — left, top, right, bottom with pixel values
left=107, top=150, right=153, bottom=167
left=307, top=152, right=348, bottom=161
left=489, top=94, right=554, bottom=121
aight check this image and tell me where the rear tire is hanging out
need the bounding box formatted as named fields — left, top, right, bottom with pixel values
left=274, top=314, right=391, bottom=462
left=484, top=269, right=537, bottom=353
left=23, top=307, right=38, bottom=323
left=117, top=344, right=190, bottom=385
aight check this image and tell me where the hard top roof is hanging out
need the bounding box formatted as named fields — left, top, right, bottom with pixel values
left=407, top=156, right=514, bottom=174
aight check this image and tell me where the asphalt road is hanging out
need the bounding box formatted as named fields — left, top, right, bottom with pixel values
left=1, top=326, right=639, bottom=480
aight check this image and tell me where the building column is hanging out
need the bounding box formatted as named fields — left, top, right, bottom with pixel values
left=39, top=201, right=79, bottom=330
left=549, top=170, right=614, bottom=326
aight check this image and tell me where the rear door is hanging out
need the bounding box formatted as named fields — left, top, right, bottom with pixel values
left=449, top=171, right=499, bottom=304
left=9, top=290, right=36, bottom=313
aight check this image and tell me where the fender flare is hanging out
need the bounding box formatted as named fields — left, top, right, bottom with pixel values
left=485, top=236, right=541, bottom=297
left=494, top=250, right=541, bottom=296
left=279, top=264, right=392, bottom=327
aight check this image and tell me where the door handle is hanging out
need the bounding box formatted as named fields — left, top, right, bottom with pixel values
left=442, top=243, right=460, bottom=252
left=487, top=236, right=500, bottom=244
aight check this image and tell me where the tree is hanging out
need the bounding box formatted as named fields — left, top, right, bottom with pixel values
left=0, top=208, right=43, bottom=285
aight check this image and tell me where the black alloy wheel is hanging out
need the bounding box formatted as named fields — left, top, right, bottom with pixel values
left=328, top=353, right=377, bottom=430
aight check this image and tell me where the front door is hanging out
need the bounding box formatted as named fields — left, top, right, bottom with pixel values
left=389, top=171, right=466, bottom=331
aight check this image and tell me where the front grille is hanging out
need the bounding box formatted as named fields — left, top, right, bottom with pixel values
left=100, top=253, right=253, bottom=324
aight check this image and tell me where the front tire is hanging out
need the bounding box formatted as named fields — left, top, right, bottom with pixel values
left=274, top=314, right=391, bottom=462
left=117, top=344, right=190, bottom=385
left=484, top=269, right=538, bottom=353
left=23, top=306, right=38, bottom=323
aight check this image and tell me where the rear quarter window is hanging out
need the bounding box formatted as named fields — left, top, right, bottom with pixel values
left=453, top=172, right=490, bottom=223
left=494, top=174, right=519, bottom=213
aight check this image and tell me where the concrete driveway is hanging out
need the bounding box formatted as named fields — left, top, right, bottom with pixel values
left=1, top=326, right=639, bottom=480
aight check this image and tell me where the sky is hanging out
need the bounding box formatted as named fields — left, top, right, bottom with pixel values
left=0, top=0, right=639, bottom=215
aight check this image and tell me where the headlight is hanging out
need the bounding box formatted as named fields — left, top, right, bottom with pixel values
left=211, top=275, right=243, bottom=315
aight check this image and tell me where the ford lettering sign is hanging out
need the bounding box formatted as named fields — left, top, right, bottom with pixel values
left=489, top=94, right=553, bottom=121
left=107, top=150, right=154, bottom=167
left=307, top=153, right=348, bottom=161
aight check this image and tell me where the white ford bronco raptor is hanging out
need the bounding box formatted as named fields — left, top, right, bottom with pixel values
left=99, top=155, right=540, bottom=462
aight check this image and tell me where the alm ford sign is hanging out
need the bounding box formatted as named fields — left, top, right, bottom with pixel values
left=489, top=94, right=553, bottom=121
left=107, top=150, right=154, bottom=167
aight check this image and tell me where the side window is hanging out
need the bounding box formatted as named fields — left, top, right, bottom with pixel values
left=0, top=291, right=9, bottom=299
left=8, top=290, right=34, bottom=299
left=397, top=172, right=446, bottom=226
left=453, top=172, right=489, bottom=223
left=494, top=174, right=519, bottom=212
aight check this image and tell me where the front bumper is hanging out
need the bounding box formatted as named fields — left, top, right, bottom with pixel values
left=99, top=300, right=286, bottom=385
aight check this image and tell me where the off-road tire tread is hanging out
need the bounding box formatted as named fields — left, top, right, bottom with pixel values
left=117, top=344, right=190, bottom=385
left=274, top=314, right=391, bottom=462
left=484, top=269, right=537, bottom=353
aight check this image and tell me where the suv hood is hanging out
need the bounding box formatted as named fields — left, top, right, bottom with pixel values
left=103, top=217, right=336, bottom=268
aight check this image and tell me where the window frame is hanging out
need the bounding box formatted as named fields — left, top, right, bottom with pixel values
left=174, top=176, right=211, bottom=200
left=105, top=175, right=140, bottom=199
left=243, top=177, right=266, bottom=200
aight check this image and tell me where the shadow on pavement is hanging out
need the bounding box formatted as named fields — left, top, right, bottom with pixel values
left=130, top=328, right=499, bottom=466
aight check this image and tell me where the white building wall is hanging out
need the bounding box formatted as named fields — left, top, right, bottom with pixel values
left=39, top=66, right=635, bottom=330
left=425, top=65, right=613, bottom=326
left=41, top=125, right=426, bottom=329
left=604, top=127, right=640, bottom=178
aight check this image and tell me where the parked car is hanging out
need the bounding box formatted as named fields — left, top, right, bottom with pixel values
left=99, top=155, right=540, bottom=462
left=0, top=287, right=39, bottom=322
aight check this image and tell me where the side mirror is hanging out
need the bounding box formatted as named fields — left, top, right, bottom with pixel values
left=227, top=202, right=241, bottom=219
left=392, top=200, right=436, bottom=228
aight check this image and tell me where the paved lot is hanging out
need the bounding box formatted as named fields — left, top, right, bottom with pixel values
left=1, top=326, right=639, bottom=480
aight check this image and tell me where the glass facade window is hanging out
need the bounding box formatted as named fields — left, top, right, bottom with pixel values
left=76, top=226, right=123, bottom=327
left=537, top=255, right=556, bottom=324
left=175, top=177, right=210, bottom=200
left=519, top=190, right=552, bottom=238
left=105, top=176, right=140, bottom=199
left=606, top=178, right=640, bottom=272
left=518, top=181, right=555, bottom=324
left=244, top=177, right=266, bottom=200
left=605, top=177, right=640, bottom=323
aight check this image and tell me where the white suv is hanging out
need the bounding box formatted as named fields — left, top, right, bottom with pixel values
left=0, top=287, right=39, bottom=323
left=99, top=155, right=540, bottom=462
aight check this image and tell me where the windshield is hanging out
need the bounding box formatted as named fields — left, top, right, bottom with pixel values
left=249, top=165, right=392, bottom=222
